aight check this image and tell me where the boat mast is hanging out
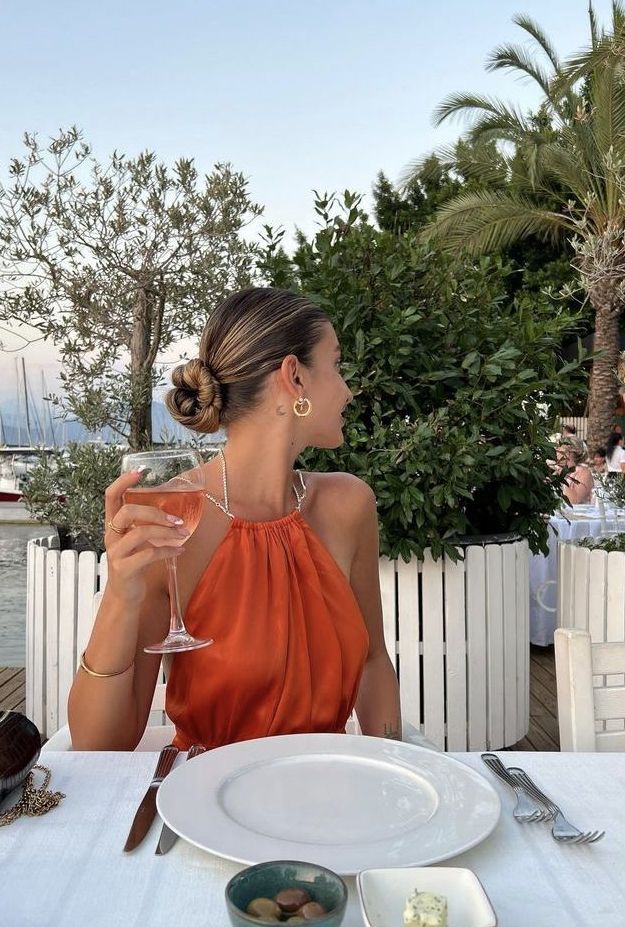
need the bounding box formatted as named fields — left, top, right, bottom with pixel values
left=20, top=357, right=33, bottom=446
left=15, top=358, right=23, bottom=446
left=41, top=370, right=56, bottom=447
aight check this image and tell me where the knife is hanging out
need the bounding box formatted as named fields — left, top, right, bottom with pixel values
left=155, top=744, right=206, bottom=855
left=123, top=745, right=179, bottom=852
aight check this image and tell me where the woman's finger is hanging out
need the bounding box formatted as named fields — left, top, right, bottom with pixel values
left=106, top=524, right=190, bottom=555
left=113, top=544, right=185, bottom=576
left=104, top=469, right=146, bottom=524
left=107, top=503, right=185, bottom=534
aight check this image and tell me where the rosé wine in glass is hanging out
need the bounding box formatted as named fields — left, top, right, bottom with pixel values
left=120, top=448, right=216, bottom=654
left=123, top=486, right=205, bottom=537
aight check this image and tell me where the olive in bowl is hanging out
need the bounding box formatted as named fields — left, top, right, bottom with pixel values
left=225, top=860, right=348, bottom=927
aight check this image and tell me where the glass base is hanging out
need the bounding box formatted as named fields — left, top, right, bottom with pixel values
left=144, top=634, right=214, bottom=655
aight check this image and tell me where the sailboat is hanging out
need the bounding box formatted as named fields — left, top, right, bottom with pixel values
left=0, top=457, right=26, bottom=501
left=0, top=359, right=53, bottom=502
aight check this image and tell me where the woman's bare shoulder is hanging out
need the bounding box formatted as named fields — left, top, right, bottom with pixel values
left=303, top=471, right=376, bottom=517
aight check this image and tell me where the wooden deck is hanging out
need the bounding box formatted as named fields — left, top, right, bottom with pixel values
left=511, top=645, right=559, bottom=751
left=0, top=666, right=26, bottom=714
left=0, top=648, right=560, bottom=749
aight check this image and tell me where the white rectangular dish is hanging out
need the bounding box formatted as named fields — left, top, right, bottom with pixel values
left=357, top=866, right=497, bottom=927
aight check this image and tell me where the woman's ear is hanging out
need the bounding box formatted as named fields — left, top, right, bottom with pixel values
left=279, top=354, right=304, bottom=398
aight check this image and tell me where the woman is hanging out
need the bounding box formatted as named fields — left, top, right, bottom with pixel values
left=68, top=287, right=401, bottom=750
left=606, top=432, right=625, bottom=475
left=556, top=437, right=593, bottom=504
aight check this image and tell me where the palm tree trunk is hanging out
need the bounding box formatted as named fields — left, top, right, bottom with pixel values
left=586, top=291, right=621, bottom=452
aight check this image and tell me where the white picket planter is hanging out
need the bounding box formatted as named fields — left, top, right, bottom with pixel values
left=380, top=539, right=529, bottom=751
left=26, top=535, right=530, bottom=749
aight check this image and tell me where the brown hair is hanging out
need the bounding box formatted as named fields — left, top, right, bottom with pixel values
left=166, top=287, right=329, bottom=433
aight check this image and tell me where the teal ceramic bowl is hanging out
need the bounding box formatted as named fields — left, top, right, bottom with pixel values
left=225, top=860, right=348, bottom=927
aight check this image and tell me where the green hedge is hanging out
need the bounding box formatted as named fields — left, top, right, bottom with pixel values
left=260, top=192, right=588, bottom=560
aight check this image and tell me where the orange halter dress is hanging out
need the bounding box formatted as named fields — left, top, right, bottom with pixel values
left=166, top=467, right=369, bottom=751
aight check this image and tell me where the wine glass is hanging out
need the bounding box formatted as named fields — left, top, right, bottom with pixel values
left=121, top=447, right=214, bottom=654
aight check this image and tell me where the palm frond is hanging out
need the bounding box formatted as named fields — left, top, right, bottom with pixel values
left=612, top=1, right=625, bottom=36
left=421, top=190, right=573, bottom=256
left=513, top=14, right=561, bottom=70
left=537, top=140, right=599, bottom=204
left=595, top=65, right=625, bottom=149
left=486, top=43, right=553, bottom=95
left=556, top=37, right=619, bottom=90
left=398, top=147, right=456, bottom=190
left=432, top=93, right=529, bottom=132
left=399, top=142, right=508, bottom=192
left=452, top=141, right=510, bottom=187
left=465, top=112, right=535, bottom=148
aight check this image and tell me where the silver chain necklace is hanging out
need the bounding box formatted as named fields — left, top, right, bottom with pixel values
left=205, top=447, right=307, bottom=520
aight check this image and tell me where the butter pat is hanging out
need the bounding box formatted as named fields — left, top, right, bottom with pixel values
left=403, top=889, right=448, bottom=927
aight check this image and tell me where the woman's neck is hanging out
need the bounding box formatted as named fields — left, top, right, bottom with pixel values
left=215, top=417, right=305, bottom=520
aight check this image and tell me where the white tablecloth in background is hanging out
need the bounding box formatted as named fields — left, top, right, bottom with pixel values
left=2, top=750, right=624, bottom=926
left=529, top=509, right=624, bottom=646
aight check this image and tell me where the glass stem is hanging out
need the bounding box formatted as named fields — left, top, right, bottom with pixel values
left=166, top=557, right=186, bottom=635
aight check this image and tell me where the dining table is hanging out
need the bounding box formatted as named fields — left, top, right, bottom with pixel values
left=2, top=749, right=624, bottom=926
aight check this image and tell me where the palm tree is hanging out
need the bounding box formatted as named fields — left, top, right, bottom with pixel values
left=406, top=4, right=625, bottom=451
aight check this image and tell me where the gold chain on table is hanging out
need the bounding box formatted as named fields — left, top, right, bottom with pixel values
left=0, top=765, right=65, bottom=826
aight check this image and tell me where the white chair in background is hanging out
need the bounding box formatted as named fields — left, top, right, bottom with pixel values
left=554, top=627, right=625, bottom=752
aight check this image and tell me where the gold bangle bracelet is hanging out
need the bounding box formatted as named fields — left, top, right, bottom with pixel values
left=79, top=649, right=134, bottom=678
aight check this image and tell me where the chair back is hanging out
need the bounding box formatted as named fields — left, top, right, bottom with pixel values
left=555, top=627, right=625, bottom=751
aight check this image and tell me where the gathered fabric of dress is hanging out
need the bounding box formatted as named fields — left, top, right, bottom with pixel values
left=166, top=506, right=369, bottom=751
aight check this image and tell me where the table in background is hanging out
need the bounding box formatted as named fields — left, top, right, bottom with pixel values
left=529, top=507, right=625, bottom=646
left=1, top=750, right=623, bottom=926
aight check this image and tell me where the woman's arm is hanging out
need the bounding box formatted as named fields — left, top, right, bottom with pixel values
left=563, top=466, right=593, bottom=504
left=68, top=470, right=186, bottom=750
left=348, top=483, right=402, bottom=739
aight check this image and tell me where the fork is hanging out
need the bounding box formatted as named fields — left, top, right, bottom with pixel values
left=480, top=753, right=550, bottom=823
left=508, top=766, right=605, bottom=844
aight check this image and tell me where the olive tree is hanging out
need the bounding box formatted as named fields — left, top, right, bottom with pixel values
left=0, top=127, right=262, bottom=449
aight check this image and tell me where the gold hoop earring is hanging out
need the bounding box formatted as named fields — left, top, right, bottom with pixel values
left=293, top=397, right=312, bottom=417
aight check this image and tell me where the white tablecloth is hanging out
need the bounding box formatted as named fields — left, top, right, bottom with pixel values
left=2, top=750, right=624, bottom=926
left=529, top=509, right=624, bottom=645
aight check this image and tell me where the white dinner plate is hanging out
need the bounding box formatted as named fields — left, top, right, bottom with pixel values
left=156, top=733, right=500, bottom=875
left=357, top=866, right=497, bottom=927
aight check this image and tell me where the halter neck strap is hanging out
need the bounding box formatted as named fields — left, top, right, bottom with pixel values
left=205, top=447, right=307, bottom=520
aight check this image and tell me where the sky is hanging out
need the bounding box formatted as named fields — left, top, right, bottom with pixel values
left=0, top=0, right=617, bottom=403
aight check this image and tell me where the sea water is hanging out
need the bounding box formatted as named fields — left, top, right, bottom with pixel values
left=0, top=519, right=51, bottom=667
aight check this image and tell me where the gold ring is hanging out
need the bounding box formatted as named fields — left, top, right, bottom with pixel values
left=106, top=519, right=124, bottom=535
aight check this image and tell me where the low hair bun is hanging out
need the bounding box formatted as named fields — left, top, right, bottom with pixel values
left=165, top=358, right=223, bottom=434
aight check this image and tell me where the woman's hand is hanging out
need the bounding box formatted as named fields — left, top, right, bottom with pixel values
left=104, top=469, right=190, bottom=603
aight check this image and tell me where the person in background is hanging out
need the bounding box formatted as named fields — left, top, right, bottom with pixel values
left=613, top=392, right=625, bottom=436
left=555, top=437, right=593, bottom=504
left=605, top=431, right=625, bottom=475
left=590, top=447, right=607, bottom=475
left=562, top=423, right=588, bottom=457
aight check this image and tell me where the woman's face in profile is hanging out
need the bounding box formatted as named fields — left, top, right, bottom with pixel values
left=302, top=323, right=353, bottom=449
